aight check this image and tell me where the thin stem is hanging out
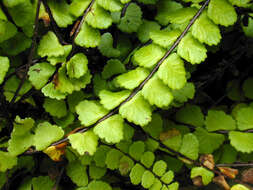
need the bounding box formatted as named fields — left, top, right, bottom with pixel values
left=9, top=0, right=42, bottom=106
left=42, top=0, right=68, bottom=45
left=216, top=162, right=253, bottom=167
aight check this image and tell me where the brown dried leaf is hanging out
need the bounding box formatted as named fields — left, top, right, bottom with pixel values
left=159, top=128, right=180, bottom=141
left=218, top=167, right=238, bottom=179
left=199, top=154, right=215, bottom=170
left=242, top=168, right=253, bottom=184
left=192, top=176, right=203, bottom=187
left=213, top=175, right=230, bottom=190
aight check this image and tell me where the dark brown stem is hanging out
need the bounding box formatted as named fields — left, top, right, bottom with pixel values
left=216, top=162, right=253, bottom=167
left=67, top=0, right=96, bottom=60
left=50, top=0, right=211, bottom=146
left=41, top=0, right=68, bottom=45
left=9, top=0, right=42, bottom=106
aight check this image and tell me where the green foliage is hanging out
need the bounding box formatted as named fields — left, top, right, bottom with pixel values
left=69, top=131, right=99, bottom=155
left=117, top=3, right=142, bottom=33
left=0, top=56, right=10, bottom=84
left=190, top=167, right=214, bottom=185
left=37, top=31, right=64, bottom=57
left=205, top=110, right=236, bottom=131
left=1, top=0, right=252, bottom=189
left=33, top=122, right=64, bottom=150
left=28, top=62, right=55, bottom=90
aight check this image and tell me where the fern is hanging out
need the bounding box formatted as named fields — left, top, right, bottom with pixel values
left=0, top=0, right=253, bottom=189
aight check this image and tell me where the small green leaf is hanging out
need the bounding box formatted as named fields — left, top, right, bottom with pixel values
left=172, top=82, right=195, bottom=103
left=69, top=0, right=92, bottom=17
left=194, top=127, right=225, bottom=154
left=102, top=59, right=126, bottom=79
left=229, top=0, right=252, bottom=7
left=129, top=141, right=145, bottom=161
left=47, top=45, right=72, bottom=66
left=105, top=149, right=123, bottom=170
left=153, top=160, right=167, bottom=177
left=119, top=156, right=134, bottom=175
left=179, top=133, right=199, bottom=160
left=191, top=11, right=221, bottom=46
left=0, top=32, right=32, bottom=55
left=175, top=104, right=204, bottom=127
left=140, top=151, right=155, bottom=168
left=34, top=122, right=64, bottom=150
left=168, top=7, right=197, bottom=24
left=69, top=130, right=99, bottom=155
left=130, top=164, right=146, bottom=185
left=28, top=62, right=56, bottom=90
left=118, top=3, right=142, bottom=33
left=88, top=180, right=112, bottom=190
left=67, top=53, right=88, bottom=79
left=99, top=90, right=130, bottom=110
left=229, top=131, right=253, bottom=153
left=142, top=75, right=174, bottom=108
left=158, top=53, right=186, bottom=89
left=41, top=83, right=67, bottom=100
left=150, top=29, right=181, bottom=48
left=191, top=167, right=214, bottom=185
left=4, top=76, right=32, bottom=102
left=55, top=64, right=91, bottom=94
left=231, top=184, right=250, bottom=190
left=67, top=91, right=89, bottom=113
left=48, top=1, right=74, bottom=27
left=0, top=20, right=17, bottom=43
left=207, top=0, right=237, bottom=27
left=141, top=170, right=155, bottom=188
left=137, top=0, right=158, bottom=4
left=8, top=116, right=34, bottom=156
left=236, top=107, right=253, bottom=130
left=94, top=114, right=124, bottom=143
left=32, top=176, right=54, bottom=190
left=97, top=0, right=123, bottom=12
left=37, top=31, right=64, bottom=57
left=155, top=0, right=183, bottom=26
left=75, top=22, right=101, bottom=48
left=0, top=56, right=10, bottom=85
left=86, top=3, right=112, bottom=29
left=43, top=98, right=67, bottom=118
left=137, top=20, right=161, bottom=43
left=149, top=178, right=162, bottom=190
left=76, top=100, right=108, bottom=126
left=66, top=160, right=88, bottom=186
left=98, top=33, right=121, bottom=58
left=94, top=145, right=111, bottom=167
left=0, top=151, right=17, bottom=172
left=113, top=67, right=149, bottom=90
left=119, top=92, right=152, bottom=126
left=132, top=44, right=166, bottom=68
left=142, top=113, right=163, bottom=139
left=243, top=77, right=253, bottom=99
left=177, top=33, right=207, bottom=64
left=161, top=171, right=174, bottom=184
left=242, top=16, right=253, bottom=38
left=89, top=164, right=107, bottom=179
left=205, top=110, right=236, bottom=131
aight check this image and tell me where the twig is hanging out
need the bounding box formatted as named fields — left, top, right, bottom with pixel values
left=216, top=162, right=253, bottom=167
left=52, top=167, right=64, bottom=190
left=67, top=0, right=96, bottom=60
left=50, top=0, right=211, bottom=146
left=71, top=0, right=96, bottom=42
left=41, top=0, right=68, bottom=45
left=9, top=0, right=42, bottom=106
left=121, top=2, right=130, bottom=18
